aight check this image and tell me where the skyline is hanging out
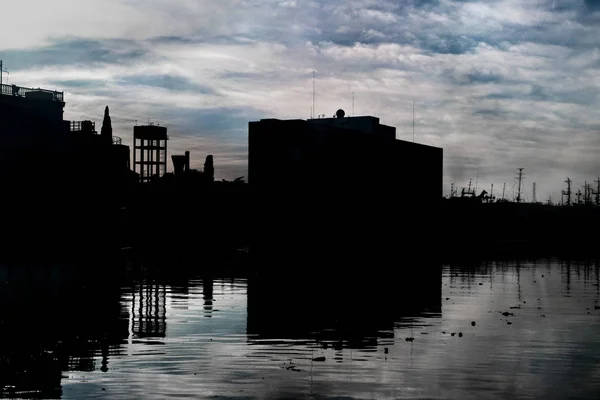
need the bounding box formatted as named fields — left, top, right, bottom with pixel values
left=2, top=0, right=600, bottom=201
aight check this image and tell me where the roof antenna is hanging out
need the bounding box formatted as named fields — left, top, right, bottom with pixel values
left=312, top=71, right=315, bottom=119
left=412, top=100, right=415, bottom=142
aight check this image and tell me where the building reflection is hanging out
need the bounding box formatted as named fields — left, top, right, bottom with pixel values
left=203, top=277, right=214, bottom=318
left=130, top=279, right=167, bottom=338
left=0, top=263, right=129, bottom=398
left=246, top=265, right=442, bottom=349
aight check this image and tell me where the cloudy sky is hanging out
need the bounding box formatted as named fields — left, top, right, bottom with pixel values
left=2, top=0, right=600, bottom=201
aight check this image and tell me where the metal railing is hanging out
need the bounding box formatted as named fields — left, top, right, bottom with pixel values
left=1, top=83, right=64, bottom=102
left=70, top=120, right=96, bottom=132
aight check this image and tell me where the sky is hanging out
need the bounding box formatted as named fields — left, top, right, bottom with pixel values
left=1, top=0, right=600, bottom=201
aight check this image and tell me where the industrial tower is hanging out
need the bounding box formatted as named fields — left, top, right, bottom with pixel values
left=515, top=168, right=525, bottom=203
left=133, top=124, right=168, bottom=183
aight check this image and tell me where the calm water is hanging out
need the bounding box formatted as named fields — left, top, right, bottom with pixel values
left=1, top=259, right=599, bottom=399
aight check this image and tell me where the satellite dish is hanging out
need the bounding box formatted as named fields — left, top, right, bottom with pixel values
left=336, top=109, right=345, bottom=118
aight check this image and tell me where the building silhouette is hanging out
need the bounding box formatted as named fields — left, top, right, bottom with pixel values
left=248, top=111, right=443, bottom=262
left=133, top=124, right=168, bottom=183
left=248, top=111, right=442, bottom=203
left=0, top=81, right=133, bottom=258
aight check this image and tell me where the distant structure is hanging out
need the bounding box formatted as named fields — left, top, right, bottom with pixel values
left=248, top=110, right=442, bottom=205
left=0, top=77, right=133, bottom=255
left=204, top=155, right=214, bottom=182
left=515, top=168, right=525, bottom=203
left=171, top=151, right=190, bottom=175
left=0, top=80, right=130, bottom=178
left=133, top=124, right=168, bottom=183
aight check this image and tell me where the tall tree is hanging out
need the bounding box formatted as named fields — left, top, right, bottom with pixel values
left=204, top=155, right=214, bottom=182
left=100, top=105, right=112, bottom=143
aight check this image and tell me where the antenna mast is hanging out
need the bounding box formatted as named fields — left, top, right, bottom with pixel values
left=515, top=168, right=525, bottom=203
left=412, top=100, right=415, bottom=142
left=563, top=177, right=572, bottom=206
left=312, top=71, right=315, bottom=119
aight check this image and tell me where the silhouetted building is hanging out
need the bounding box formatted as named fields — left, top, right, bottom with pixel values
left=171, top=151, right=190, bottom=175
left=133, top=124, right=168, bottom=183
left=248, top=112, right=442, bottom=205
left=0, top=81, right=133, bottom=257
left=248, top=111, right=443, bottom=259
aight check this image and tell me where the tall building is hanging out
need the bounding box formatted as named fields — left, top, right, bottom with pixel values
left=0, top=80, right=133, bottom=257
left=247, top=110, right=444, bottom=260
left=248, top=110, right=443, bottom=206
left=133, top=125, right=168, bottom=183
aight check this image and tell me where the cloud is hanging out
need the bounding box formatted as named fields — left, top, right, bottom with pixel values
left=1, top=0, right=600, bottom=199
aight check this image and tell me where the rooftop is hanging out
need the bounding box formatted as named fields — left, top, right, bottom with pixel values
left=0, top=83, right=64, bottom=103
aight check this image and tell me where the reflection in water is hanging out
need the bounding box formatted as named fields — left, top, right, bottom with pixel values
left=131, top=280, right=167, bottom=338
left=246, top=266, right=442, bottom=348
left=1, top=259, right=600, bottom=399
left=0, top=264, right=129, bottom=399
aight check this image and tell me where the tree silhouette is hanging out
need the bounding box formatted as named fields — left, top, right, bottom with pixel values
left=100, top=106, right=112, bottom=143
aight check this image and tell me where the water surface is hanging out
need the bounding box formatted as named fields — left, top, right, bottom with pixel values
left=0, top=259, right=599, bottom=399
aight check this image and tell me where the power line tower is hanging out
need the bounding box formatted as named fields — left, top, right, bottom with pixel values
left=450, top=181, right=459, bottom=198
left=532, top=182, right=537, bottom=203
left=515, top=168, right=525, bottom=203
left=584, top=181, right=591, bottom=205
left=562, top=177, right=572, bottom=206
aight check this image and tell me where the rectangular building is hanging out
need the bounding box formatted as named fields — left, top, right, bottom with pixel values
left=248, top=114, right=442, bottom=206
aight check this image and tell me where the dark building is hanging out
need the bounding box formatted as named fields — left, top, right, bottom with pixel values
left=133, top=124, right=168, bottom=183
left=248, top=111, right=442, bottom=204
left=0, top=81, right=133, bottom=258
left=171, top=151, right=190, bottom=175
left=248, top=110, right=443, bottom=261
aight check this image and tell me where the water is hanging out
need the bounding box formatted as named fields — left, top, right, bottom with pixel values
left=1, top=259, right=599, bottom=399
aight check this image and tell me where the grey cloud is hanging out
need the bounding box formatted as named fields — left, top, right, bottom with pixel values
left=2, top=38, right=147, bottom=70
left=118, top=75, right=218, bottom=94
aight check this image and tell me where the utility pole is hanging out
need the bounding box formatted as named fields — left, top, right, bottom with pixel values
left=584, top=181, right=590, bottom=205
left=563, top=177, right=572, bottom=206
left=532, top=182, right=537, bottom=204
left=516, top=168, right=525, bottom=203
left=502, top=182, right=506, bottom=201
left=576, top=189, right=582, bottom=205
left=490, top=183, right=494, bottom=202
